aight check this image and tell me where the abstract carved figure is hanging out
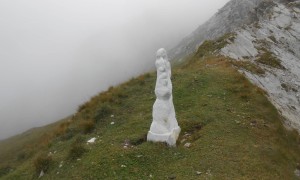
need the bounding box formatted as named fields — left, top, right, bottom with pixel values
left=147, top=48, right=181, bottom=146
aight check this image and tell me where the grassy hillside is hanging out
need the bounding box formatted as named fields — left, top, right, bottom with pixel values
left=1, top=54, right=300, bottom=179
left=0, top=118, right=69, bottom=175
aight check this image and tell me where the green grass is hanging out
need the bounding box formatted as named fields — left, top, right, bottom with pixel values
left=0, top=118, right=69, bottom=172
left=230, top=60, right=266, bottom=75
left=256, top=49, right=285, bottom=69
left=1, top=55, right=300, bottom=179
left=195, top=33, right=235, bottom=58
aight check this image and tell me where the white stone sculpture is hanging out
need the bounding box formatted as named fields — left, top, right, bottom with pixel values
left=147, top=48, right=181, bottom=146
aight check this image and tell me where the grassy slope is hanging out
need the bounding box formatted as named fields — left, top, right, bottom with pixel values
left=2, top=55, right=300, bottom=179
left=0, top=118, right=69, bottom=168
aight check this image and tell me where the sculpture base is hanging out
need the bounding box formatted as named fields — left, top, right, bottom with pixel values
left=147, top=127, right=181, bottom=147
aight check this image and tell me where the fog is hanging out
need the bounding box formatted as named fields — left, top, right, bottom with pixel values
left=0, top=0, right=230, bottom=140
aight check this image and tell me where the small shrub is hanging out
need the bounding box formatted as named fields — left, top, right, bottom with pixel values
left=254, top=22, right=261, bottom=29
left=196, top=33, right=235, bottom=58
left=239, top=93, right=250, bottom=101
left=95, top=103, right=112, bottom=122
left=68, top=138, right=87, bottom=160
left=269, top=36, right=277, bottom=43
left=79, top=119, right=95, bottom=134
left=59, top=128, right=75, bottom=141
left=116, top=90, right=128, bottom=99
left=109, top=86, right=127, bottom=99
left=39, top=133, right=54, bottom=148
left=33, top=154, right=53, bottom=174
left=0, top=166, right=11, bottom=177
left=99, top=92, right=113, bottom=103
left=281, top=83, right=289, bottom=91
left=137, top=75, right=146, bottom=85
left=54, top=121, right=71, bottom=136
left=230, top=60, right=265, bottom=75
left=77, top=103, right=88, bottom=112
left=256, top=50, right=285, bottom=69
left=144, top=73, right=151, bottom=78
left=17, top=151, right=28, bottom=161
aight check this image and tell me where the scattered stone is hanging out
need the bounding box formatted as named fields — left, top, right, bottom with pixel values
left=136, top=155, right=143, bottom=158
left=56, top=172, right=60, bottom=175
left=206, top=169, right=212, bottom=176
left=149, top=174, right=153, bottom=178
left=196, top=171, right=202, bottom=175
left=77, top=158, right=81, bottom=161
left=184, top=143, right=192, bottom=148
left=123, top=139, right=130, bottom=146
left=111, top=122, right=115, bottom=125
left=183, top=133, right=191, bottom=138
left=38, top=170, right=44, bottom=178
left=250, top=120, right=257, bottom=127
left=122, top=139, right=131, bottom=149
left=295, top=169, right=300, bottom=177
left=87, top=137, right=96, bottom=144
left=59, top=161, right=63, bottom=168
left=121, top=165, right=126, bottom=168
left=180, top=139, right=187, bottom=144
left=111, top=115, right=114, bottom=118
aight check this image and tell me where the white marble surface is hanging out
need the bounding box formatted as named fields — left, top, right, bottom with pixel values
left=147, top=48, right=180, bottom=146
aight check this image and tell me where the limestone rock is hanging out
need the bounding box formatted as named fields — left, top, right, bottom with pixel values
left=221, top=1, right=300, bottom=132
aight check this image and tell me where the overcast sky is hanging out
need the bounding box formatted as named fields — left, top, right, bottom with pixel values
left=0, top=0, right=230, bottom=140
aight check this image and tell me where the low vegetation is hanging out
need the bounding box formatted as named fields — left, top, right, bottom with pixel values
left=68, top=137, right=87, bottom=160
left=0, top=118, right=68, bottom=178
left=256, top=49, right=285, bottom=69
left=195, top=33, right=235, bottom=58
left=281, top=83, right=298, bottom=92
left=79, top=119, right=96, bottom=134
left=33, top=153, right=53, bottom=174
left=230, top=60, right=266, bottom=75
left=1, top=51, right=300, bottom=179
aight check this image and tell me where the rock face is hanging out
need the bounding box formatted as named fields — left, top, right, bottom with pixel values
left=169, top=0, right=265, bottom=61
left=221, top=1, right=300, bottom=131
left=170, top=0, right=300, bottom=132
left=147, top=48, right=181, bottom=146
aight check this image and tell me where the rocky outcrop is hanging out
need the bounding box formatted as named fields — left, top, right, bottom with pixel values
left=171, top=0, right=300, bottom=132
left=169, top=0, right=265, bottom=61
left=221, top=1, right=300, bottom=131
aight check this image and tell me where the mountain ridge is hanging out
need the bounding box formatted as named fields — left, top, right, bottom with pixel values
left=170, top=0, right=300, bottom=133
left=169, top=0, right=265, bottom=60
left=1, top=0, right=300, bottom=179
